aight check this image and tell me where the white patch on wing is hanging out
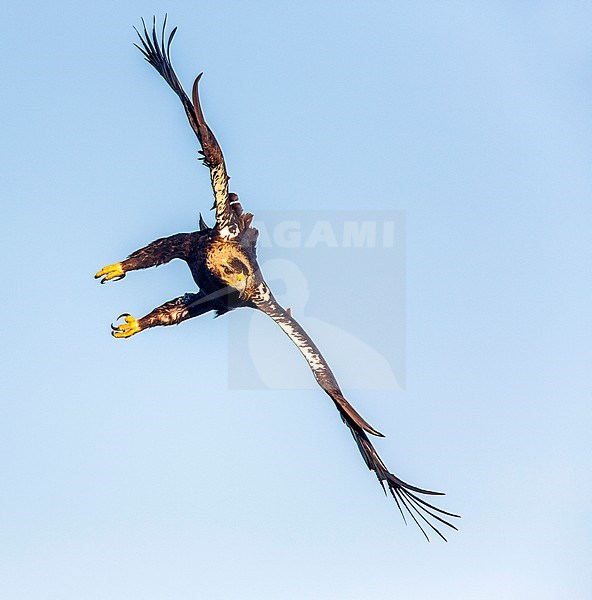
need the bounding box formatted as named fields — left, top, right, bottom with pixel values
left=219, top=224, right=236, bottom=238
left=210, top=164, right=228, bottom=205
left=257, top=283, right=271, bottom=302
left=276, top=315, right=324, bottom=373
left=210, top=163, right=239, bottom=239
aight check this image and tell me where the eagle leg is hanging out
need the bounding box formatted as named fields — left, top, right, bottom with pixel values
left=110, top=291, right=218, bottom=339
left=95, top=233, right=196, bottom=284
left=111, top=313, right=140, bottom=338
left=95, top=262, right=125, bottom=284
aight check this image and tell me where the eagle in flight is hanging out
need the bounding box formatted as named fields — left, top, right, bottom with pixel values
left=95, top=17, right=459, bottom=541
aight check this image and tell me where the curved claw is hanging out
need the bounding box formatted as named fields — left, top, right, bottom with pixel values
left=95, top=263, right=126, bottom=284
left=111, top=314, right=141, bottom=339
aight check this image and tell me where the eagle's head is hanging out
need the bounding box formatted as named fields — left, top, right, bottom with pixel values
left=219, top=256, right=250, bottom=295
left=207, top=241, right=263, bottom=301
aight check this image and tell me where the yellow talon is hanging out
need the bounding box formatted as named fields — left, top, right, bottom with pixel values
left=95, top=262, right=125, bottom=283
left=111, top=314, right=141, bottom=338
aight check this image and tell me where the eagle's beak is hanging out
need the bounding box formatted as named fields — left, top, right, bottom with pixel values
left=236, top=273, right=248, bottom=299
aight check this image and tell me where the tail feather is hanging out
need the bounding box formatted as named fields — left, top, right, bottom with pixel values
left=338, top=409, right=460, bottom=542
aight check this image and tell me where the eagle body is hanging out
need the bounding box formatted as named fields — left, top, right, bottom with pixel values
left=95, top=17, right=459, bottom=541
left=114, top=224, right=264, bottom=319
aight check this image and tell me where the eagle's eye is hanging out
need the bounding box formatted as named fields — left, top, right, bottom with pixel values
left=223, top=265, right=233, bottom=275
left=227, top=258, right=249, bottom=275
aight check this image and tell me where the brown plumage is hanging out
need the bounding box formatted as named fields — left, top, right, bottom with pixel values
left=95, top=16, right=460, bottom=541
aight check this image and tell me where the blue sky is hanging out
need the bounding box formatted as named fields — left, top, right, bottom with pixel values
left=1, top=1, right=591, bottom=598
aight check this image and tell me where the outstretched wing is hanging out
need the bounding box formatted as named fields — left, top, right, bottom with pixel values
left=134, top=16, right=240, bottom=239
left=254, top=293, right=460, bottom=541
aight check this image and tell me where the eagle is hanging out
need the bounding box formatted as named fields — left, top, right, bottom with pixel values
left=95, top=17, right=459, bottom=541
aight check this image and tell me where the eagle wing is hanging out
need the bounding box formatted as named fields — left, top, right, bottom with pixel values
left=254, top=293, right=460, bottom=541
left=134, top=17, right=240, bottom=239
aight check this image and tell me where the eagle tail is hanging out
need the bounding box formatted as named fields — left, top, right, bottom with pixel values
left=336, top=406, right=460, bottom=541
